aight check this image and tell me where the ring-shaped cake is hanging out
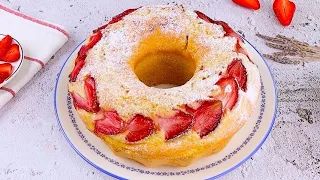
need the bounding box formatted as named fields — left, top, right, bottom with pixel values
left=68, top=5, right=260, bottom=167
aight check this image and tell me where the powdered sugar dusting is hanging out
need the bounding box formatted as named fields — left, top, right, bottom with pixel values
left=74, top=5, right=258, bottom=120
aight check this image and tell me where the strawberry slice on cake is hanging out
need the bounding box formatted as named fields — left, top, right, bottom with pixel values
left=69, top=31, right=102, bottom=82
left=193, top=101, right=223, bottom=138
left=227, top=58, right=248, bottom=91
left=71, top=76, right=100, bottom=113
left=125, top=115, right=155, bottom=142
left=213, top=77, right=239, bottom=111
left=95, top=111, right=124, bottom=135
left=157, top=111, right=193, bottom=140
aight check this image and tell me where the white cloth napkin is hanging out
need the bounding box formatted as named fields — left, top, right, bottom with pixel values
left=0, top=5, right=69, bottom=109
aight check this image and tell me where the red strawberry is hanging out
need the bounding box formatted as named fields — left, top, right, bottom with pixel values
left=84, top=31, right=102, bottom=53
left=227, top=59, right=248, bottom=91
left=125, top=114, right=155, bottom=142
left=77, top=46, right=87, bottom=59
left=77, top=31, right=102, bottom=59
left=194, top=10, right=213, bottom=23
left=157, top=111, right=193, bottom=140
left=69, top=57, right=85, bottom=82
left=273, top=0, right=296, bottom=26
left=213, top=77, right=239, bottom=110
left=70, top=76, right=100, bottom=112
left=84, top=76, right=100, bottom=112
left=194, top=11, right=243, bottom=43
left=69, top=31, right=102, bottom=82
left=232, top=0, right=260, bottom=10
left=235, top=42, right=248, bottom=56
left=0, top=35, right=13, bottom=57
left=94, top=8, right=138, bottom=32
left=1, top=44, right=21, bottom=62
left=215, top=21, right=244, bottom=43
left=234, top=43, right=254, bottom=63
left=109, top=8, right=138, bottom=25
left=193, top=101, right=222, bottom=138
left=70, top=92, right=92, bottom=112
left=184, top=104, right=196, bottom=114
left=0, top=63, right=13, bottom=83
left=95, top=111, right=123, bottom=135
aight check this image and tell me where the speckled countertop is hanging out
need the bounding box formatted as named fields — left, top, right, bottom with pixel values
left=0, top=0, right=319, bottom=179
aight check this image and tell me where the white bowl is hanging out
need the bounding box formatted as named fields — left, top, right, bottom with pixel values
left=0, top=34, right=24, bottom=88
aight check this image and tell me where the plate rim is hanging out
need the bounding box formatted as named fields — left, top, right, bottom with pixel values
left=54, top=38, right=277, bottom=180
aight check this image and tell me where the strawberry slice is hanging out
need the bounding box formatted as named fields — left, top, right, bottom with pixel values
left=77, top=31, right=102, bottom=59
left=194, top=11, right=244, bottom=43
left=273, top=0, right=296, bottom=26
left=214, top=21, right=244, bottom=43
left=195, top=10, right=245, bottom=53
left=71, top=76, right=100, bottom=112
left=232, top=0, right=260, bottom=10
left=70, top=92, right=92, bottom=112
left=69, top=57, right=85, bottom=82
left=157, top=111, right=193, bottom=140
left=81, top=31, right=102, bottom=56
left=227, top=59, right=248, bottom=91
left=184, top=105, right=196, bottom=114
left=0, top=63, right=13, bottom=83
left=69, top=31, right=102, bottom=82
left=194, top=10, right=213, bottom=23
left=95, top=111, right=123, bottom=135
left=213, top=77, right=239, bottom=110
left=1, top=44, right=20, bottom=62
left=0, top=35, right=13, bottom=57
left=108, top=8, right=138, bottom=25
left=235, top=42, right=249, bottom=57
left=94, top=8, right=138, bottom=32
left=193, top=101, right=222, bottom=138
left=125, top=114, right=155, bottom=142
left=84, top=76, right=100, bottom=112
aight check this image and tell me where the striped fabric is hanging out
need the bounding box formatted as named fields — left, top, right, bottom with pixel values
left=0, top=4, right=69, bottom=108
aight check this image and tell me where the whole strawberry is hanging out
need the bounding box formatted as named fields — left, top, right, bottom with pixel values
left=232, top=0, right=260, bottom=10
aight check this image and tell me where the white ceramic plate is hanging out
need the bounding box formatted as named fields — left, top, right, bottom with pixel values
left=0, top=34, right=23, bottom=88
left=54, top=38, right=277, bottom=180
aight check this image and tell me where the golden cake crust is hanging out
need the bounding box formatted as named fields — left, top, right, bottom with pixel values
left=68, top=5, right=260, bottom=167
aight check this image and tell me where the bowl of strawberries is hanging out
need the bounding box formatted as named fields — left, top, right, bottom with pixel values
left=0, top=34, right=23, bottom=87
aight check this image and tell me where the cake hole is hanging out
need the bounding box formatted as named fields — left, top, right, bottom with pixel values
left=134, top=51, right=196, bottom=88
